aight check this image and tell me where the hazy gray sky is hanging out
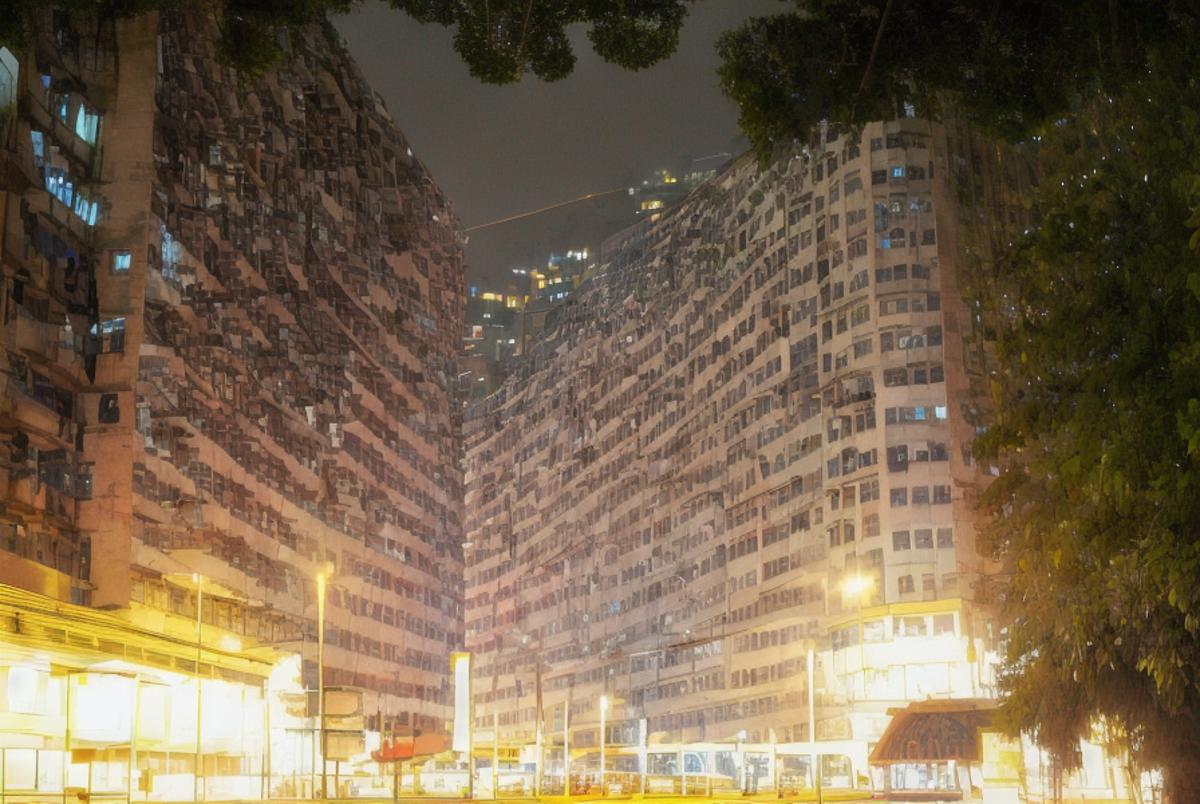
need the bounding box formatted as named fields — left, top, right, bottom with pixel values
left=336, top=0, right=780, bottom=279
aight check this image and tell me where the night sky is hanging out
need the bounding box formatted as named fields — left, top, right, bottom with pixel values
left=336, top=0, right=780, bottom=284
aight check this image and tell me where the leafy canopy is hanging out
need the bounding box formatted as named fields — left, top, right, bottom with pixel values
left=392, top=0, right=691, bottom=84
left=2, top=0, right=690, bottom=80
left=717, top=0, right=1191, bottom=162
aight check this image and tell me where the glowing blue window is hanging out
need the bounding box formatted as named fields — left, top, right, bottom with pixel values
left=935, top=405, right=948, bottom=420
left=113, top=251, right=132, bottom=272
left=891, top=165, right=906, bottom=179
left=74, top=106, right=100, bottom=145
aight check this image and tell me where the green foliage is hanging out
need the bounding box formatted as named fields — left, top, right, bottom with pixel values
left=389, top=0, right=692, bottom=84
left=1, top=0, right=691, bottom=82
left=717, top=1, right=1192, bottom=161
left=974, top=24, right=1200, bottom=792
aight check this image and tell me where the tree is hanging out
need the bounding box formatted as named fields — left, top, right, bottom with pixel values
left=0, top=0, right=356, bottom=75
left=973, top=37, right=1200, bottom=795
left=716, top=1, right=1190, bottom=163
left=391, top=0, right=692, bottom=84
left=2, top=0, right=691, bottom=81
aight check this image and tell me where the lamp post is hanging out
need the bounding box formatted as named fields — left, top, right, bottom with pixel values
left=598, top=695, right=608, bottom=795
left=807, top=649, right=822, bottom=804
left=840, top=574, right=873, bottom=700
left=193, top=573, right=204, bottom=803
left=316, top=566, right=330, bottom=799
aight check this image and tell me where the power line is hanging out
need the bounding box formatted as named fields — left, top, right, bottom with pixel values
left=464, top=188, right=627, bottom=233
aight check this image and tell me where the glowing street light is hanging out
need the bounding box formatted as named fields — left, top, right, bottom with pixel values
left=840, top=574, right=874, bottom=700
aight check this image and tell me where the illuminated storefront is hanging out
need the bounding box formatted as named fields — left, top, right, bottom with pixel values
left=0, top=584, right=292, bottom=803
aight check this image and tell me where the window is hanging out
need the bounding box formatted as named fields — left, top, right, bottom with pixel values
left=112, top=250, right=132, bottom=273
left=911, top=486, right=930, bottom=505
left=100, top=318, right=126, bottom=352
left=884, top=368, right=907, bottom=387
left=890, top=488, right=907, bottom=507
left=861, top=479, right=880, bottom=502
left=74, top=104, right=101, bottom=144
left=891, top=165, right=906, bottom=179
left=914, top=528, right=934, bottom=549
left=933, top=614, right=955, bottom=635
left=933, top=485, right=952, bottom=504
left=898, top=615, right=926, bottom=635
left=864, top=619, right=886, bottom=642
left=922, top=573, right=937, bottom=597
left=898, top=575, right=915, bottom=595
left=0, top=47, right=17, bottom=110
left=99, top=393, right=120, bottom=423
left=871, top=169, right=887, bottom=185
left=864, top=513, right=880, bottom=537
left=936, top=528, right=954, bottom=548
left=892, top=530, right=911, bottom=550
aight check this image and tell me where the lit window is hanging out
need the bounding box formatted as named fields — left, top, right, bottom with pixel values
left=891, top=165, right=906, bottom=179
left=112, top=251, right=132, bottom=272
left=0, top=47, right=17, bottom=110
left=74, top=105, right=101, bottom=145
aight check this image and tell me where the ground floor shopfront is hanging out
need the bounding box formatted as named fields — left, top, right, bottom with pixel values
left=0, top=583, right=361, bottom=803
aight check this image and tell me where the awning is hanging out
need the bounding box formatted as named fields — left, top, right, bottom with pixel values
left=371, top=733, right=449, bottom=763
left=869, top=699, right=997, bottom=765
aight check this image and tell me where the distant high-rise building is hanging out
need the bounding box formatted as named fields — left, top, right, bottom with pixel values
left=464, top=119, right=1032, bottom=789
left=0, top=7, right=463, bottom=794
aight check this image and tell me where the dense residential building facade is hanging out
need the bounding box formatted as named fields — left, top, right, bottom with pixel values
left=464, top=119, right=1033, bottom=789
left=0, top=7, right=463, bottom=799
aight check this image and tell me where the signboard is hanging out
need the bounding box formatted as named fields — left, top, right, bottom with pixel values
left=451, top=652, right=471, bottom=753
left=324, top=730, right=365, bottom=761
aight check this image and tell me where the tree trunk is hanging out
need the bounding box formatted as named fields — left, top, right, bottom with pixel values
left=1164, top=760, right=1200, bottom=804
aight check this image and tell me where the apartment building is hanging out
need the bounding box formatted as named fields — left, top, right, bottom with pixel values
left=464, top=118, right=1031, bottom=785
left=0, top=7, right=463, bottom=796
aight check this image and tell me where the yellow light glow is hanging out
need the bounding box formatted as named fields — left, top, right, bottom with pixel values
left=71, top=673, right=136, bottom=743
left=6, top=666, right=41, bottom=714
left=219, top=634, right=243, bottom=652
left=841, top=574, right=874, bottom=600
left=599, top=694, right=609, bottom=712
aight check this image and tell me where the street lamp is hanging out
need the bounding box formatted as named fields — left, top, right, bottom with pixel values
left=807, top=649, right=822, bottom=804
left=315, top=564, right=332, bottom=799
left=840, top=574, right=874, bottom=701
left=193, top=573, right=204, bottom=803
left=598, top=695, right=608, bottom=795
